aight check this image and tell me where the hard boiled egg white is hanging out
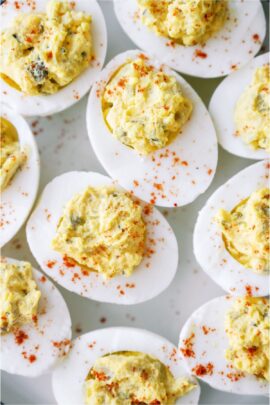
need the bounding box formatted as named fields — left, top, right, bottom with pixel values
left=87, top=50, right=217, bottom=208
left=26, top=171, right=178, bottom=304
left=193, top=160, right=269, bottom=297
left=209, top=52, right=269, bottom=159
left=114, top=0, right=266, bottom=78
left=179, top=295, right=269, bottom=396
left=1, top=257, right=72, bottom=377
left=0, top=104, right=40, bottom=248
left=52, top=327, right=201, bottom=405
left=0, top=0, right=107, bottom=116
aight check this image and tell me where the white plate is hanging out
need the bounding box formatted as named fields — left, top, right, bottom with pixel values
left=1, top=1, right=269, bottom=405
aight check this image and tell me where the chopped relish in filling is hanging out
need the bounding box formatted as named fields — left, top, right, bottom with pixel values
left=216, top=188, right=270, bottom=273
left=225, top=297, right=270, bottom=381
left=103, top=56, right=192, bottom=154
left=84, top=351, right=196, bottom=404
left=0, top=260, right=41, bottom=334
left=234, top=65, right=270, bottom=152
left=52, top=187, right=146, bottom=279
left=138, top=0, right=228, bottom=46
left=0, top=0, right=92, bottom=95
left=0, top=117, right=27, bottom=192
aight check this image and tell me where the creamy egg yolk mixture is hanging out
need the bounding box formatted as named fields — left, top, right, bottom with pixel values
left=234, top=65, right=270, bottom=152
left=0, top=261, right=41, bottom=334
left=103, top=57, right=192, bottom=155
left=0, top=117, right=27, bottom=192
left=52, top=187, right=146, bottom=279
left=138, top=0, right=228, bottom=46
left=84, top=351, right=196, bottom=404
left=216, top=188, right=270, bottom=273
left=225, top=297, right=270, bottom=381
left=0, top=0, right=92, bottom=96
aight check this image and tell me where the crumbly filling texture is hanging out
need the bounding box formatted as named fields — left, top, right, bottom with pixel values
left=0, top=0, right=92, bottom=95
left=234, top=65, right=270, bottom=152
left=52, top=187, right=146, bottom=279
left=216, top=188, right=270, bottom=273
left=225, top=297, right=270, bottom=381
left=103, top=57, right=192, bottom=154
left=138, top=0, right=228, bottom=46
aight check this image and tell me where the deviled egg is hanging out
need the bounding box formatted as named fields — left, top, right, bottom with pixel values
left=114, top=0, right=266, bottom=78
left=87, top=50, right=217, bottom=207
left=0, top=257, right=71, bottom=377
left=209, top=52, right=269, bottom=159
left=179, top=295, right=269, bottom=396
left=0, top=0, right=107, bottom=116
left=26, top=171, right=179, bottom=304
left=0, top=104, right=39, bottom=248
left=52, top=327, right=200, bottom=404
left=193, top=160, right=269, bottom=297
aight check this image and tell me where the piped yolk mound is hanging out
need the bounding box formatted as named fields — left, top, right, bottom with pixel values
left=216, top=188, right=270, bottom=273
left=225, top=297, right=270, bottom=381
left=0, top=0, right=92, bottom=95
left=103, top=56, right=192, bottom=155
left=84, top=351, right=196, bottom=404
left=0, top=260, right=41, bottom=334
left=234, top=64, right=270, bottom=152
left=52, top=187, right=146, bottom=279
left=0, top=117, right=27, bottom=192
left=138, top=0, right=228, bottom=46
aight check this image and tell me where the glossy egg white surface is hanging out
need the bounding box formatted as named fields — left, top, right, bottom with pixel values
left=0, top=0, right=107, bottom=116
left=52, top=327, right=201, bottom=405
left=87, top=50, right=217, bottom=208
left=114, top=0, right=266, bottom=78
left=1, top=257, right=72, bottom=377
left=0, top=104, right=40, bottom=248
left=209, top=52, right=269, bottom=160
left=26, top=171, right=179, bottom=304
left=193, top=160, right=269, bottom=297
left=179, top=295, right=269, bottom=396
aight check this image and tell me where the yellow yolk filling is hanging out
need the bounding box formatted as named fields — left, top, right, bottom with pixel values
left=0, top=117, right=27, bottom=192
left=225, top=297, right=270, bottom=381
left=103, top=56, right=192, bottom=154
left=234, top=65, right=270, bottom=152
left=216, top=188, right=270, bottom=273
left=0, top=261, right=41, bottom=334
left=0, top=0, right=92, bottom=95
left=52, top=187, right=146, bottom=279
left=138, top=0, right=228, bottom=46
left=84, top=351, right=196, bottom=404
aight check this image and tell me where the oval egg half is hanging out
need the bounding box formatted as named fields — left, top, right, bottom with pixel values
left=209, top=52, right=269, bottom=159
left=1, top=257, right=72, bottom=377
left=193, top=160, right=269, bottom=297
left=178, top=295, right=269, bottom=396
left=0, top=0, right=107, bottom=116
left=114, top=0, right=266, bottom=78
left=87, top=50, right=217, bottom=208
left=26, top=171, right=179, bottom=304
left=0, top=104, right=40, bottom=247
left=52, top=327, right=201, bottom=405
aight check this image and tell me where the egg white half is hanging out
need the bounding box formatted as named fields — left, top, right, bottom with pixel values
left=0, top=257, right=72, bottom=377
left=0, top=104, right=40, bottom=248
left=209, top=52, right=269, bottom=160
left=179, top=295, right=269, bottom=396
left=52, top=327, right=200, bottom=405
left=114, top=0, right=266, bottom=78
left=0, top=0, right=107, bottom=116
left=193, top=160, right=269, bottom=297
left=26, top=171, right=179, bottom=304
left=87, top=50, right=217, bottom=208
